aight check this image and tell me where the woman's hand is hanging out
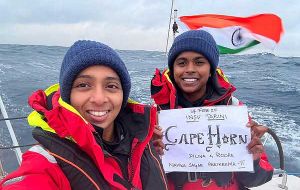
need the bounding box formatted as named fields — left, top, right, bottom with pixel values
left=246, top=120, right=268, bottom=160
left=152, top=125, right=165, bottom=155
left=247, top=120, right=268, bottom=138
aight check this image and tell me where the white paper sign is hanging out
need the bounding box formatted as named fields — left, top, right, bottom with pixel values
left=158, top=105, right=253, bottom=172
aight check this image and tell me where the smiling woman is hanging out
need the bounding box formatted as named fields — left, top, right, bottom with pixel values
left=0, top=40, right=168, bottom=190
left=151, top=30, right=273, bottom=190
left=70, top=65, right=124, bottom=142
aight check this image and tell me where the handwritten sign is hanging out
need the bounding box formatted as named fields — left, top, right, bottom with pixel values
left=158, top=105, right=253, bottom=172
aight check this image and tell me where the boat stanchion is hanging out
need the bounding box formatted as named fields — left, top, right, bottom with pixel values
left=278, top=172, right=288, bottom=190
left=265, top=128, right=289, bottom=189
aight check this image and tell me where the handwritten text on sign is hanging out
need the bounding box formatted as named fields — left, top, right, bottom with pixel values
left=158, top=105, right=253, bottom=172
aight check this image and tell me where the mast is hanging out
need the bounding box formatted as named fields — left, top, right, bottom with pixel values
left=0, top=95, right=22, bottom=165
left=172, top=9, right=178, bottom=41
left=165, top=0, right=176, bottom=57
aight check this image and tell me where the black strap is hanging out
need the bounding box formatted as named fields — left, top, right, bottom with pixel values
left=168, top=172, right=187, bottom=190
left=168, top=172, right=210, bottom=190
left=168, top=172, right=234, bottom=189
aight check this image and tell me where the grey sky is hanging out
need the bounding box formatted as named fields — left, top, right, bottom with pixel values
left=1, top=0, right=299, bottom=57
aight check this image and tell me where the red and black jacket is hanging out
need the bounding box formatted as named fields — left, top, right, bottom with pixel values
left=151, top=69, right=273, bottom=190
left=1, top=84, right=168, bottom=190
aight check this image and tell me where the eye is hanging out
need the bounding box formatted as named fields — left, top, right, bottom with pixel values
left=107, top=84, right=118, bottom=89
left=73, top=82, right=90, bottom=89
left=195, top=60, right=204, bottom=65
left=175, top=59, right=187, bottom=66
left=106, top=82, right=122, bottom=91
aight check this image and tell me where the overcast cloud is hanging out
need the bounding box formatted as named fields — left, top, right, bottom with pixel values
left=1, top=0, right=299, bottom=56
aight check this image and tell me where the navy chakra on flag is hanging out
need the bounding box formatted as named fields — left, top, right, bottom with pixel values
left=231, top=28, right=245, bottom=47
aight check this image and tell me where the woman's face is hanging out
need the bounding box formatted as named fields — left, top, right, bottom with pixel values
left=70, top=65, right=123, bottom=134
left=173, top=51, right=211, bottom=102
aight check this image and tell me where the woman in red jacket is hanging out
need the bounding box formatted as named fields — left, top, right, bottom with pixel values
left=1, top=40, right=168, bottom=190
left=151, top=30, right=273, bottom=189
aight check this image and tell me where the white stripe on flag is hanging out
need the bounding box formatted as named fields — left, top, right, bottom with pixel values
left=201, top=26, right=256, bottom=50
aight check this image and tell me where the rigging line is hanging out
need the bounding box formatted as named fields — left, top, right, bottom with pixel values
left=0, top=95, right=22, bottom=165
left=0, top=116, right=27, bottom=121
left=165, top=0, right=175, bottom=59
left=0, top=143, right=38, bottom=150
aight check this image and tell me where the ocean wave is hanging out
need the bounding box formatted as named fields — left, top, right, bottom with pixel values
left=249, top=106, right=300, bottom=155
left=0, top=63, right=13, bottom=70
left=261, top=75, right=299, bottom=93
left=293, top=62, right=300, bottom=66
left=249, top=106, right=300, bottom=172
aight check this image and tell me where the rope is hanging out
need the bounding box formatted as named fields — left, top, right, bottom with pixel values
left=0, top=116, right=27, bottom=121
left=0, top=116, right=35, bottom=150
left=0, top=143, right=38, bottom=150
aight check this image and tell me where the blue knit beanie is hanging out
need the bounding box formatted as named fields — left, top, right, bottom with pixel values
left=59, top=40, right=131, bottom=108
left=168, top=30, right=219, bottom=74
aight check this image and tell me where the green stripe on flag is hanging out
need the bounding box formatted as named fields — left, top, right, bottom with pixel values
left=218, top=40, right=260, bottom=54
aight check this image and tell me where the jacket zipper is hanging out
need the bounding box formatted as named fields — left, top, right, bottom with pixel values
left=127, top=139, right=140, bottom=190
left=94, top=131, right=135, bottom=189
left=129, top=143, right=137, bottom=182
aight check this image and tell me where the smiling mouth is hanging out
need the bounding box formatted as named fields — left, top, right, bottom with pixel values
left=86, top=110, right=110, bottom=123
left=88, top=110, right=109, bottom=117
left=182, top=78, right=198, bottom=82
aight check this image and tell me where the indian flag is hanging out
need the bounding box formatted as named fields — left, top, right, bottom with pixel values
left=179, top=14, right=284, bottom=54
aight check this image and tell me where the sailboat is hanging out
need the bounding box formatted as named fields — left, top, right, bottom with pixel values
left=164, top=1, right=299, bottom=189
